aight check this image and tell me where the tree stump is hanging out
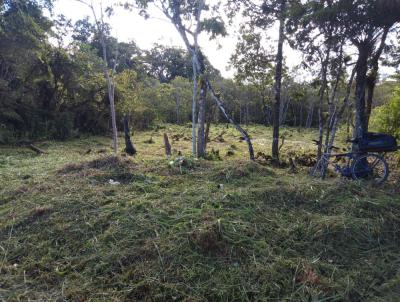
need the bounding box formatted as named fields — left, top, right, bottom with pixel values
left=164, top=133, right=172, bottom=157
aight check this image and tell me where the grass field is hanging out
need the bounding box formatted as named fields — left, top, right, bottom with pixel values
left=1, top=124, right=399, bottom=301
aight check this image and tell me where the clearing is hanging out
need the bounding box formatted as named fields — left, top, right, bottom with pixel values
left=0, top=125, right=399, bottom=301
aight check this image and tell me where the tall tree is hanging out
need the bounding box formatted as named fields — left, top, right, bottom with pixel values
left=228, top=0, right=297, bottom=160
left=230, top=29, right=274, bottom=125
left=132, top=0, right=255, bottom=160
left=271, top=0, right=286, bottom=160
left=329, top=0, right=400, bottom=143
left=76, top=0, right=119, bottom=155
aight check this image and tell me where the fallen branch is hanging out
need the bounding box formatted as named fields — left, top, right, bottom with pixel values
left=205, top=78, right=255, bottom=161
left=28, top=144, right=47, bottom=155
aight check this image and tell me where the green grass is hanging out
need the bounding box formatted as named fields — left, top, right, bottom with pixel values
left=0, top=125, right=399, bottom=301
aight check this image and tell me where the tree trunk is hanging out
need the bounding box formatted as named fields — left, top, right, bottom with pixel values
left=124, top=115, right=136, bottom=156
left=272, top=0, right=286, bottom=160
left=323, top=43, right=344, bottom=156
left=204, top=104, right=216, bottom=151
left=205, top=78, right=255, bottom=161
left=191, top=56, right=198, bottom=157
left=246, top=100, right=250, bottom=125
left=364, top=28, right=389, bottom=131
left=175, top=94, right=181, bottom=124
left=306, top=103, right=314, bottom=128
left=317, top=47, right=331, bottom=160
left=328, top=68, right=356, bottom=151
left=299, top=103, right=303, bottom=127
left=197, top=78, right=207, bottom=157
left=354, top=43, right=370, bottom=146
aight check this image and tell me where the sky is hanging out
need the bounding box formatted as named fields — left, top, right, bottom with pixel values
left=52, top=0, right=305, bottom=79
left=52, top=0, right=396, bottom=80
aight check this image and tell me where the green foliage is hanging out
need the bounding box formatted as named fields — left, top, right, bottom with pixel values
left=371, top=87, right=400, bottom=138
left=51, top=112, right=75, bottom=140
left=131, top=106, right=157, bottom=130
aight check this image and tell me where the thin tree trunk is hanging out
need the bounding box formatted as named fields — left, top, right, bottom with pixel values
left=272, top=0, right=286, bottom=160
left=321, top=45, right=346, bottom=178
left=246, top=100, right=249, bottom=125
left=327, top=68, right=356, bottom=152
left=299, top=103, right=303, bottom=127
left=323, top=43, right=344, bottom=156
left=197, top=78, right=207, bottom=157
left=91, top=2, right=119, bottom=156
left=317, top=47, right=331, bottom=160
left=204, top=104, right=216, bottom=151
left=191, top=56, right=198, bottom=157
left=281, top=98, right=290, bottom=126
left=306, top=103, right=314, bottom=128
left=175, top=94, right=181, bottom=124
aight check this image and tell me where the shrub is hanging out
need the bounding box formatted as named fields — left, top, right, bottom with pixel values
left=370, top=87, right=400, bottom=138
left=51, top=112, right=75, bottom=140
left=132, top=107, right=157, bottom=130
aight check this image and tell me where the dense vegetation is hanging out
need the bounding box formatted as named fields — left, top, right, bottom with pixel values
left=1, top=0, right=399, bottom=146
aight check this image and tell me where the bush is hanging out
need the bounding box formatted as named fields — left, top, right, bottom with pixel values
left=51, top=112, right=75, bottom=140
left=132, top=107, right=157, bottom=130
left=371, top=87, right=400, bottom=138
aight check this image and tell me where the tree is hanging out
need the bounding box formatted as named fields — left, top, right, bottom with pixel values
left=228, top=0, right=297, bottom=161
left=371, top=86, right=400, bottom=138
left=76, top=0, right=119, bottom=155
left=132, top=0, right=255, bottom=160
left=271, top=0, right=287, bottom=160
left=0, top=0, right=53, bottom=138
left=325, top=0, right=400, bottom=144
left=230, top=29, right=274, bottom=125
left=144, top=44, right=190, bottom=83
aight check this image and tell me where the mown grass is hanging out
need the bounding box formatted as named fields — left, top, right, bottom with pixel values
left=0, top=124, right=399, bottom=301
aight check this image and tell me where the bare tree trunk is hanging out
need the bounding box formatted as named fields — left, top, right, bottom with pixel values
left=191, top=57, right=198, bottom=157
left=206, top=79, right=255, bottom=161
left=328, top=68, right=356, bottom=150
left=299, top=102, right=303, bottom=127
left=293, top=104, right=297, bottom=127
left=324, top=43, right=344, bottom=155
left=306, top=103, right=314, bottom=128
left=317, top=47, right=331, bottom=160
left=79, top=0, right=119, bottom=155
left=204, top=104, right=215, bottom=151
left=105, top=71, right=118, bottom=155
left=281, top=98, right=290, bottom=126
left=175, top=94, right=181, bottom=124
left=321, top=45, right=345, bottom=178
left=272, top=0, right=286, bottom=160
left=246, top=100, right=250, bottom=125
left=197, top=78, right=207, bottom=157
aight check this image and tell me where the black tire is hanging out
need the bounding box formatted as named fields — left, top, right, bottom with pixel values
left=351, top=153, right=389, bottom=185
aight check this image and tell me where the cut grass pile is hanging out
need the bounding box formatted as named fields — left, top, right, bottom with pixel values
left=0, top=125, right=399, bottom=301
